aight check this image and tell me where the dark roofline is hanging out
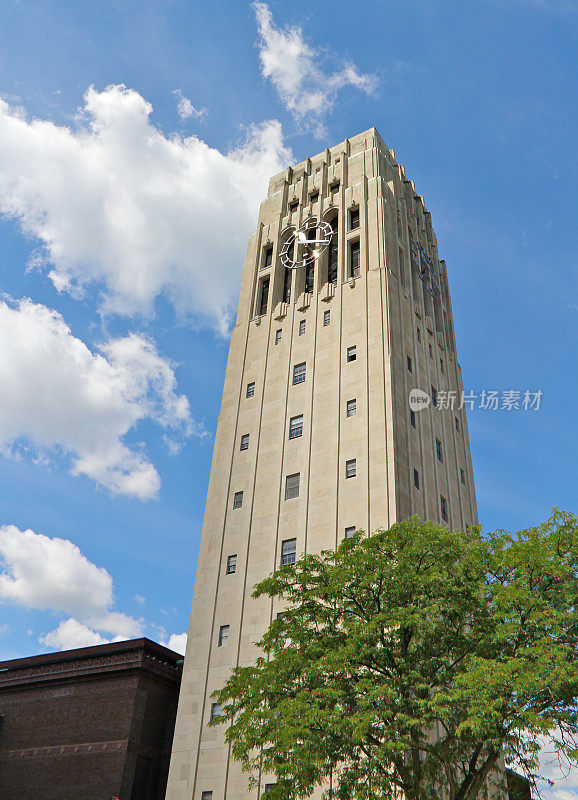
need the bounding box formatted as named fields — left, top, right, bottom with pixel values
left=0, top=637, right=183, bottom=672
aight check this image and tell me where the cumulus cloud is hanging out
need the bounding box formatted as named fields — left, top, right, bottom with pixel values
left=173, top=89, right=207, bottom=121
left=253, top=2, right=377, bottom=135
left=0, top=85, right=291, bottom=331
left=166, top=632, right=187, bottom=654
left=0, top=297, right=197, bottom=498
left=0, top=524, right=142, bottom=649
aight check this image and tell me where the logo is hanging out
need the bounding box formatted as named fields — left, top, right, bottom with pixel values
left=409, top=389, right=430, bottom=412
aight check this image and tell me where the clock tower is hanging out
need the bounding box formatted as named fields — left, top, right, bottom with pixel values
left=166, top=128, right=478, bottom=799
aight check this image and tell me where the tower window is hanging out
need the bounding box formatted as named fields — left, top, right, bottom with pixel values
left=218, top=625, right=230, bottom=647
left=310, top=191, right=319, bottom=203
left=240, top=434, right=249, bottom=451
left=413, top=468, right=420, bottom=489
left=440, top=358, right=444, bottom=375
left=417, top=327, right=421, bottom=343
left=345, top=459, right=357, bottom=478
left=347, top=346, right=357, bottom=362
left=399, top=249, right=405, bottom=286
left=233, top=491, right=243, bottom=509
left=407, top=355, right=412, bottom=373
left=461, top=468, right=466, bottom=485
left=264, top=785, right=278, bottom=794
left=349, top=207, right=360, bottom=231
left=283, top=267, right=292, bottom=304
left=246, top=382, right=255, bottom=398
left=275, top=329, right=282, bottom=345
left=349, top=240, right=360, bottom=278
left=323, top=310, right=330, bottom=326
left=285, top=473, right=300, bottom=500
left=289, top=201, right=298, bottom=213
left=346, top=398, right=357, bottom=417
left=410, top=409, right=416, bottom=428
left=262, top=246, right=273, bottom=270
left=226, top=554, right=237, bottom=574
left=293, top=362, right=306, bottom=385
left=299, top=319, right=306, bottom=336
left=259, top=277, right=270, bottom=316
left=305, top=264, right=315, bottom=294
left=330, top=182, right=340, bottom=198
left=431, top=385, right=438, bottom=407
left=455, top=416, right=460, bottom=433
left=344, top=526, right=356, bottom=539
left=201, top=793, right=213, bottom=800
left=436, top=438, right=443, bottom=462
left=289, top=415, right=303, bottom=439
left=440, top=495, right=448, bottom=522
left=328, top=217, right=338, bottom=283
left=429, top=342, right=433, bottom=358
left=281, top=538, right=297, bottom=565
left=210, top=703, right=222, bottom=722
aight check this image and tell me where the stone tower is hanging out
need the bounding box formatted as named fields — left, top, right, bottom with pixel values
left=166, top=128, right=478, bottom=800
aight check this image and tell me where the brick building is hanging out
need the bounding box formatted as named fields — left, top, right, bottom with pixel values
left=0, top=638, right=182, bottom=800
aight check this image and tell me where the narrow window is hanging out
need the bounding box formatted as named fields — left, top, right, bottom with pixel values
left=346, top=398, right=357, bottom=417
left=410, top=409, right=416, bottom=428
left=218, top=625, right=229, bottom=647
left=429, top=342, right=433, bottom=358
left=289, top=415, right=303, bottom=439
left=349, top=240, right=360, bottom=278
left=283, top=267, right=292, bottom=303
left=330, top=181, right=340, bottom=199
left=240, top=434, right=249, bottom=451
left=299, top=319, right=306, bottom=336
left=305, top=264, right=314, bottom=293
left=289, top=200, right=298, bottom=213
left=461, top=468, right=466, bottom=485
left=345, top=459, right=357, bottom=478
left=310, top=191, right=319, bottom=203
left=344, top=526, right=356, bottom=539
left=440, top=358, right=444, bottom=375
left=226, top=554, right=237, bottom=574
left=293, top=362, right=306, bottom=385
left=407, top=355, right=412, bottom=373
left=210, top=703, right=222, bottom=722
left=436, top=438, right=443, bottom=462
left=275, top=329, right=282, bottom=345
left=323, top=310, right=330, bottom=326
left=264, top=785, right=277, bottom=794
left=246, top=382, right=255, bottom=398
left=414, top=468, right=420, bottom=489
left=281, top=538, right=297, bottom=565
left=399, top=248, right=405, bottom=286
left=201, top=793, right=213, bottom=800
left=347, top=346, right=357, bottom=362
left=455, top=416, right=460, bottom=433
left=327, top=217, right=338, bottom=283
left=259, top=277, right=270, bottom=316
left=233, top=491, right=243, bottom=509
left=417, top=327, right=421, bottom=343
left=440, top=495, right=448, bottom=522
left=431, top=385, right=438, bottom=408
left=262, top=246, right=273, bottom=270
left=285, top=473, right=300, bottom=500
left=349, top=207, right=360, bottom=230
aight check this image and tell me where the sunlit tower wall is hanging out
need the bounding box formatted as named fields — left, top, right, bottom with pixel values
left=166, top=127, right=478, bottom=800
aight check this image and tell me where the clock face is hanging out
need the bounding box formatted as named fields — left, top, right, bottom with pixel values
left=411, top=241, right=440, bottom=298
left=280, top=217, right=333, bottom=271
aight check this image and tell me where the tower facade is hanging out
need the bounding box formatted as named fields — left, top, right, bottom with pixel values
left=167, top=128, right=478, bottom=800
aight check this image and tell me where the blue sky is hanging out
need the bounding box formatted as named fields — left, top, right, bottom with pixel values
left=0, top=0, right=576, bottom=791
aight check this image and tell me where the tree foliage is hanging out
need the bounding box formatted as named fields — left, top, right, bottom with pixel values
left=213, top=512, right=578, bottom=800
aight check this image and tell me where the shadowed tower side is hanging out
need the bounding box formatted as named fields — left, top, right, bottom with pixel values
left=166, top=128, right=478, bottom=800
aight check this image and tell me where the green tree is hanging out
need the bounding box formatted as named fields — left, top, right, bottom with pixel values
left=213, top=512, right=578, bottom=800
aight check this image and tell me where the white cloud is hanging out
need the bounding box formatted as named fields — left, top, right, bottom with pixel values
left=0, top=85, right=290, bottom=332
left=166, top=632, right=187, bottom=654
left=0, top=297, right=197, bottom=498
left=0, top=524, right=142, bottom=649
left=173, top=89, right=207, bottom=121
left=253, top=2, right=377, bottom=136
